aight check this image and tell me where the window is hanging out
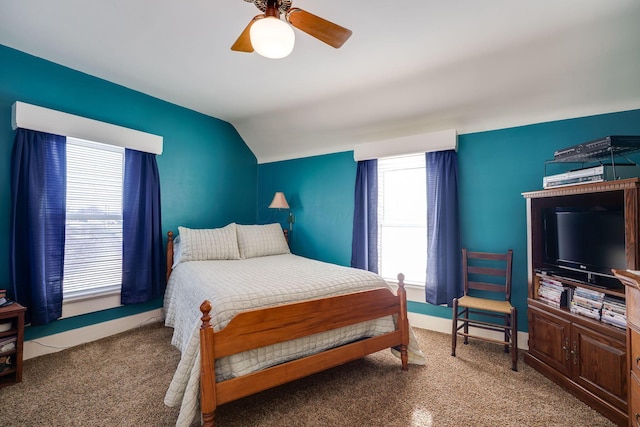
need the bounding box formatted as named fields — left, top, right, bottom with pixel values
left=377, top=154, right=427, bottom=284
left=63, top=138, right=124, bottom=300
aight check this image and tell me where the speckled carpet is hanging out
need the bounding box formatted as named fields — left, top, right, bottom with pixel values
left=3, top=322, right=615, bottom=426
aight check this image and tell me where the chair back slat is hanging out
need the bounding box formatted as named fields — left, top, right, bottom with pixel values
left=467, top=266, right=506, bottom=277
left=466, top=251, right=507, bottom=261
left=467, top=281, right=505, bottom=293
left=462, top=248, right=513, bottom=301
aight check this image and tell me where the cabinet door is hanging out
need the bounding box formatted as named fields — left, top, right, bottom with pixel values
left=631, top=374, right=640, bottom=427
left=572, top=323, right=627, bottom=412
left=528, top=305, right=572, bottom=376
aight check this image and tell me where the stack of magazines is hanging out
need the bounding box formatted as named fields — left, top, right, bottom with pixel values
left=570, top=286, right=605, bottom=320
left=0, top=336, right=16, bottom=353
left=538, top=277, right=570, bottom=308
left=0, top=354, right=12, bottom=372
left=0, top=288, right=14, bottom=307
left=601, top=295, right=627, bottom=329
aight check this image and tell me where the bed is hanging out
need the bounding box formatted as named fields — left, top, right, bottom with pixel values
left=163, top=223, right=424, bottom=427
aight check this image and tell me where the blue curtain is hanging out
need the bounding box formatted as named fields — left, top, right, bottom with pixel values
left=10, top=129, right=66, bottom=325
left=122, top=149, right=164, bottom=304
left=351, top=159, right=378, bottom=272
left=425, top=150, right=462, bottom=306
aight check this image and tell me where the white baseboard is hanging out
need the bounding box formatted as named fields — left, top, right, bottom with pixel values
left=408, top=311, right=529, bottom=351
left=24, top=308, right=164, bottom=360
left=23, top=307, right=528, bottom=360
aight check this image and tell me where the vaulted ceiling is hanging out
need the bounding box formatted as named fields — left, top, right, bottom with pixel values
left=1, top=1, right=639, bottom=163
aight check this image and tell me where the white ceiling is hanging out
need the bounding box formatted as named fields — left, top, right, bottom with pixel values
left=1, top=1, right=640, bottom=163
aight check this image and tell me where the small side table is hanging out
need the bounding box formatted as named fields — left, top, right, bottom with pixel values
left=0, top=302, right=26, bottom=387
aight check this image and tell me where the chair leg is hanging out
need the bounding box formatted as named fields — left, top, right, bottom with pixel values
left=504, top=313, right=510, bottom=353
left=511, top=307, right=518, bottom=371
left=451, top=298, right=458, bottom=357
left=463, top=308, right=469, bottom=345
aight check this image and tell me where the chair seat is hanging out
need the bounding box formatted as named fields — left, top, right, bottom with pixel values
left=458, top=295, right=513, bottom=314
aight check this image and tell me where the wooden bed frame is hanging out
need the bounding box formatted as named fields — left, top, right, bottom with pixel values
left=165, top=231, right=410, bottom=427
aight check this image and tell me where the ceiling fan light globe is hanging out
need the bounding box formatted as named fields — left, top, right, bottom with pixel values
left=250, top=17, right=295, bottom=59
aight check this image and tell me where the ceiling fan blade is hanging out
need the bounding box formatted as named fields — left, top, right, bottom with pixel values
left=286, top=8, right=352, bottom=49
left=231, top=15, right=262, bottom=52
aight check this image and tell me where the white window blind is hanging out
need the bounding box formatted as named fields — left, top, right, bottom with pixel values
left=377, top=154, right=427, bottom=284
left=63, top=138, right=124, bottom=300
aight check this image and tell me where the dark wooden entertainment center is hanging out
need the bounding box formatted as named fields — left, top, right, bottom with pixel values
left=523, top=178, right=640, bottom=427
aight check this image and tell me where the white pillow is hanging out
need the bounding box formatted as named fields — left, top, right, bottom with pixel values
left=236, top=223, right=290, bottom=259
left=177, top=223, right=241, bottom=262
left=172, top=234, right=183, bottom=268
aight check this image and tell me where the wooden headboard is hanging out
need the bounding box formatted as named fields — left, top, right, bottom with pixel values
left=166, top=231, right=174, bottom=283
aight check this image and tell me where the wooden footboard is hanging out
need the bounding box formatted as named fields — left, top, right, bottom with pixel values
left=198, top=274, right=409, bottom=427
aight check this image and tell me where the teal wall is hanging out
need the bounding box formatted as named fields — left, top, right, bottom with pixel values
left=257, top=109, right=640, bottom=331
left=257, top=151, right=356, bottom=266
left=0, top=44, right=258, bottom=337
left=4, top=41, right=640, bottom=337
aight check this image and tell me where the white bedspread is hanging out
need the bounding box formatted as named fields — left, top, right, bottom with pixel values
left=163, top=254, right=423, bottom=427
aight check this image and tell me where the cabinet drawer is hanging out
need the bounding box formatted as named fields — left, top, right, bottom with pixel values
left=631, top=374, right=640, bottom=427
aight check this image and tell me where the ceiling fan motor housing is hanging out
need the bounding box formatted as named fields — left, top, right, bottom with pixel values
left=250, top=0, right=292, bottom=14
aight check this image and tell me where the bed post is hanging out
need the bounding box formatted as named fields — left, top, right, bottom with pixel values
left=200, top=300, right=217, bottom=427
left=397, top=273, right=409, bottom=371
left=166, top=231, right=174, bottom=283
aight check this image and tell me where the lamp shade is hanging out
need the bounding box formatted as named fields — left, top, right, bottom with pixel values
left=269, top=192, right=290, bottom=209
left=250, top=16, right=295, bottom=59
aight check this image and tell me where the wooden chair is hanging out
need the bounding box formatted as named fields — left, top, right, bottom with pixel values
left=451, top=249, right=518, bottom=371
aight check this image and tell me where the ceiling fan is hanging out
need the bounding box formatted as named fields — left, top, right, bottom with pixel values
left=232, top=0, right=352, bottom=58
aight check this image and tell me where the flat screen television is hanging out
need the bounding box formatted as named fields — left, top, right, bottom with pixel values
left=542, top=206, right=626, bottom=288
